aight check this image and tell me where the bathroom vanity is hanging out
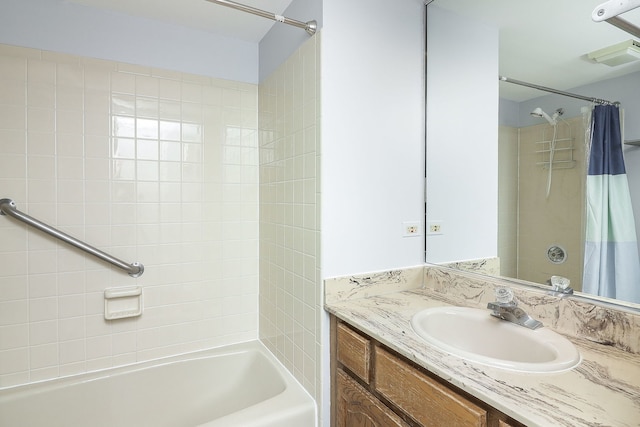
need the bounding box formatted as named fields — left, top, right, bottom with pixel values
left=332, top=318, right=525, bottom=426
left=325, top=266, right=640, bottom=427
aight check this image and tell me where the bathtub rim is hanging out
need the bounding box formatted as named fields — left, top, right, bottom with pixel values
left=0, top=339, right=316, bottom=412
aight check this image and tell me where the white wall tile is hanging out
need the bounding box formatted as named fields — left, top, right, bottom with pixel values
left=28, top=106, right=56, bottom=133
left=29, top=297, right=58, bottom=322
left=0, top=44, right=259, bottom=386
left=0, top=324, right=28, bottom=350
left=58, top=317, right=83, bottom=342
left=0, top=348, right=29, bottom=375
left=258, top=35, right=320, bottom=402
left=29, top=343, right=58, bottom=370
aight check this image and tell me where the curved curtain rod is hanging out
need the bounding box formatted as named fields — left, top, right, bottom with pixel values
left=499, top=76, right=619, bottom=106
left=0, top=198, right=144, bottom=277
left=204, top=0, right=317, bottom=36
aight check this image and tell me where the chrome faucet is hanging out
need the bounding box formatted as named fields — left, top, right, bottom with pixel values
left=548, top=275, right=574, bottom=297
left=487, top=287, right=543, bottom=330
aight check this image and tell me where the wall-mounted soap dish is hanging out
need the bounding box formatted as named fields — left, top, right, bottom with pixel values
left=104, top=286, right=143, bottom=320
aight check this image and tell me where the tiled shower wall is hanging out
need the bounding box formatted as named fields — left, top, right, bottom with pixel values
left=518, top=116, right=586, bottom=288
left=258, top=34, right=321, bottom=402
left=498, top=116, right=587, bottom=289
left=498, top=125, right=518, bottom=278
left=0, top=44, right=259, bottom=387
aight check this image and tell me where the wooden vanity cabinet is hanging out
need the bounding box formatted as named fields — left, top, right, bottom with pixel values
left=336, top=321, right=371, bottom=384
left=331, top=316, right=526, bottom=427
left=337, top=369, right=410, bottom=427
left=374, top=346, right=486, bottom=426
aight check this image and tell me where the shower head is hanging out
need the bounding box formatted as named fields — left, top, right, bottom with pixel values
left=530, top=107, right=544, bottom=117
left=552, top=108, right=564, bottom=121
left=530, top=107, right=562, bottom=125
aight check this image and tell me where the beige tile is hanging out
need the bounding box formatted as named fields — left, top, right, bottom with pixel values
left=84, top=65, right=111, bottom=91
left=0, top=44, right=40, bottom=60
left=1, top=79, right=26, bottom=106
left=158, top=78, right=181, bottom=101
left=29, top=343, right=59, bottom=371
left=0, top=42, right=275, bottom=387
left=0, top=56, right=26, bottom=81
left=55, top=109, right=84, bottom=135
left=110, top=71, right=135, bottom=94
left=27, top=156, right=54, bottom=179
left=135, top=75, right=159, bottom=97
left=84, top=112, right=109, bottom=137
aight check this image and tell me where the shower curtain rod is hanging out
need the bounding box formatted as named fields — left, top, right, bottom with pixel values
left=204, top=0, right=317, bottom=35
left=499, top=76, right=619, bottom=106
left=604, top=16, right=640, bottom=38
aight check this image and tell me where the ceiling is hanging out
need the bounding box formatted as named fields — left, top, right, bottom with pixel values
left=68, top=0, right=640, bottom=102
left=433, top=0, right=640, bottom=101
left=67, top=0, right=294, bottom=43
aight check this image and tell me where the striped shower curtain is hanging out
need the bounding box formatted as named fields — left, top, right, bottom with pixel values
left=583, top=104, right=640, bottom=303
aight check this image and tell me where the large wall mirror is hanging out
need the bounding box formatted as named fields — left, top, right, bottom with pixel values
left=425, top=0, right=640, bottom=309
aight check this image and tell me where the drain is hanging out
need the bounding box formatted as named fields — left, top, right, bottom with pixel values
left=547, top=245, right=567, bottom=264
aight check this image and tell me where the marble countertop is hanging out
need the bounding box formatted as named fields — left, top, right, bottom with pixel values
left=325, top=287, right=640, bottom=427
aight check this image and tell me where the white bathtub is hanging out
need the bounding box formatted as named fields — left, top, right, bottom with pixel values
left=0, top=341, right=316, bottom=427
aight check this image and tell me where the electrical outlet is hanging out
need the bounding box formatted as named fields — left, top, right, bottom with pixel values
left=427, top=221, right=443, bottom=235
left=402, top=222, right=421, bottom=237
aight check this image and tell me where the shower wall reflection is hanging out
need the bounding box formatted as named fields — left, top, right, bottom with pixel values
left=498, top=116, right=587, bottom=290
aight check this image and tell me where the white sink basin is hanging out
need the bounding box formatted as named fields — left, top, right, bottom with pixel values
left=411, top=306, right=581, bottom=373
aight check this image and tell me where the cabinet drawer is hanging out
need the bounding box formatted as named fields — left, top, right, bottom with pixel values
left=337, top=322, right=371, bottom=383
left=374, top=346, right=487, bottom=427
left=337, top=369, right=410, bottom=427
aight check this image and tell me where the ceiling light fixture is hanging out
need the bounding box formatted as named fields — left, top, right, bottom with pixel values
left=587, top=39, right=640, bottom=66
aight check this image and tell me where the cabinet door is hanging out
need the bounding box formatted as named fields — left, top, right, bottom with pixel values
left=337, top=369, right=409, bottom=427
left=374, top=347, right=487, bottom=427
left=337, top=322, right=371, bottom=383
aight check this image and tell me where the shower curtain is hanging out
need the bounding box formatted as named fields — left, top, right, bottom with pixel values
left=583, top=104, right=640, bottom=303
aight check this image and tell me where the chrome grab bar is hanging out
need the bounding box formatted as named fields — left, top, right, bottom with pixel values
left=0, top=198, right=144, bottom=277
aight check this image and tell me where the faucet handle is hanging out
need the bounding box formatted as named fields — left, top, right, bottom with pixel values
left=551, top=276, right=571, bottom=290
left=494, top=287, right=515, bottom=304
left=549, top=275, right=574, bottom=296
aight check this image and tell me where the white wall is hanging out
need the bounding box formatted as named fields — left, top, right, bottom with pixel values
left=0, top=0, right=258, bottom=83
left=321, top=0, right=426, bottom=278
left=425, top=6, right=499, bottom=264
left=499, top=98, right=520, bottom=127
left=320, top=2, right=425, bottom=423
